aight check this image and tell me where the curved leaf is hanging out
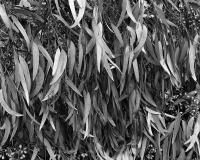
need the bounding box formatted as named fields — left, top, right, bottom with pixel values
left=0, top=90, right=23, bottom=117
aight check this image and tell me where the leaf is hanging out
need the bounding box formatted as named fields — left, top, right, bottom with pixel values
left=49, top=115, right=56, bottom=131
left=189, top=42, right=197, bottom=81
left=18, top=62, right=30, bottom=105
left=179, top=40, right=188, bottom=62
left=38, top=44, right=53, bottom=68
left=71, top=0, right=86, bottom=28
left=177, top=148, right=185, bottom=160
left=172, top=113, right=181, bottom=144
left=0, top=90, right=23, bottom=116
left=52, top=48, right=61, bottom=76
left=31, top=146, right=39, bottom=160
left=0, top=4, right=11, bottom=28
left=158, top=41, right=171, bottom=75
left=19, top=55, right=31, bottom=92
left=77, top=30, right=83, bottom=75
left=111, top=23, right=124, bottom=46
left=53, top=14, right=71, bottom=29
left=42, top=79, right=60, bottom=101
left=83, top=92, right=91, bottom=124
left=102, top=55, right=114, bottom=81
left=68, top=41, right=76, bottom=76
left=166, top=0, right=180, bottom=11
left=44, top=138, right=56, bottom=159
left=68, top=0, right=77, bottom=21
left=24, top=104, right=40, bottom=125
left=117, top=0, right=126, bottom=27
left=50, top=49, right=67, bottom=84
left=132, top=25, right=148, bottom=55
left=126, top=0, right=137, bottom=23
left=65, top=77, right=82, bottom=96
left=31, top=66, right=44, bottom=97
left=187, top=117, right=194, bottom=138
left=140, top=137, right=147, bottom=159
left=54, top=0, right=61, bottom=16
left=133, top=58, right=139, bottom=82
left=37, top=131, right=56, bottom=160
left=0, top=118, right=11, bottom=146
left=11, top=15, right=30, bottom=50
left=185, top=114, right=200, bottom=154
left=96, top=39, right=103, bottom=72
left=39, top=107, right=49, bottom=130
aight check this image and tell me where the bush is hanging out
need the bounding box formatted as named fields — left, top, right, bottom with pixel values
left=0, top=0, right=200, bottom=159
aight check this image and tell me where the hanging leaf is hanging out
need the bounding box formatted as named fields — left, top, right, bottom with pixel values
left=19, top=55, right=31, bottom=93
left=39, top=107, right=49, bottom=130
left=0, top=4, right=11, bottom=29
left=18, top=62, right=30, bottom=105
left=111, top=23, right=124, bottom=46
left=11, top=15, right=30, bottom=50
left=31, top=147, right=39, bottom=160
left=83, top=92, right=91, bottom=124
left=38, top=44, right=53, bottom=68
left=172, top=113, right=181, bottom=144
left=52, top=48, right=61, bottom=76
left=96, top=40, right=103, bottom=72
left=132, top=25, right=148, bottom=55
left=0, top=118, right=11, bottom=146
left=189, top=42, right=197, bottom=81
left=126, top=0, right=137, bottom=23
left=117, top=0, right=126, bottom=27
left=70, top=0, right=86, bottom=28
left=68, top=41, right=76, bottom=76
left=68, top=0, right=77, bottom=21
left=31, top=66, right=44, bottom=97
left=42, top=79, right=60, bottom=101
left=49, top=115, right=56, bottom=131
left=65, top=77, right=82, bottom=96
left=133, top=58, right=139, bottom=82
left=54, top=0, right=61, bottom=16
left=77, top=30, right=84, bottom=75
left=50, top=49, right=67, bottom=84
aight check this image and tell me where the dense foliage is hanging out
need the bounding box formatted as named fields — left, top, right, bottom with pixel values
left=0, top=0, right=200, bottom=159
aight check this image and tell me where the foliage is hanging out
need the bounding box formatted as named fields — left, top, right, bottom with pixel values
left=0, top=0, right=200, bottom=159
